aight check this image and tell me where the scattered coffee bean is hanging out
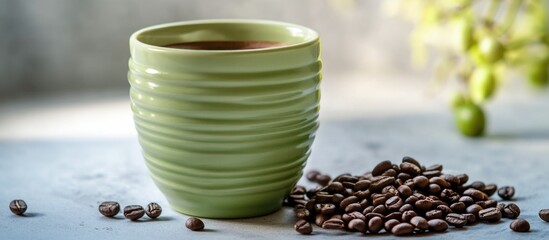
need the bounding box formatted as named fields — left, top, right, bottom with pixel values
left=510, top=218, right=530, bottom=232
left=462, top=213, right=477, bottom=225
left=445, top=213, right=467, bottom=228
left=428, top=219, right=448, bottom=232
left=502, top=203, right=520, bottom=219
left=186, top=217, right=205, bottom=231
left=98, top=201, right=120, bottom=217
left=322, top=218, right=345, bottom=229
left=145, top=202, right=162, bottom=219
left=306, top=170, right=320, bottom=181
left=483, top=184, right=498, bottom=196
left=348, top=218, right=366, bottom=232
left=410, top=216, right=429, bottom=232
left=315, top=174, right=332, bottom=186
left=123, top=205, right=145, bottom=221
left=9, top=200, right=27, bottom=215
left=392, top=222, right=414, bottom=236
left=498, top=186, right=515, bottom=200
left=539, top=209, right=549, bottom=222
left=368, top=216, right=384, bottom=233
left=479, top=207, right=502, bottom=222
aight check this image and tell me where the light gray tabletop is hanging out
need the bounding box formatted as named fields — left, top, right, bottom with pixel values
left=1, top=92, right=549, bottom=240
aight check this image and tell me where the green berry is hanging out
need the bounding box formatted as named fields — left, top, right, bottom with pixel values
left=455, top=103, right=486, bottom=137
left=469, top=66, right=497, bottom=103
left=478, top=36, right=504, bottom=63
left=527, top=61, right=549, bottom=88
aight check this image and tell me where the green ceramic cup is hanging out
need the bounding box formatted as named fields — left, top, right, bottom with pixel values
left=128, top=19, right=321, bottom=218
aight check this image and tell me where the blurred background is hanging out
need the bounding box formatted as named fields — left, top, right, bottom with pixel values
left=0, top=0, right=547, bottom=139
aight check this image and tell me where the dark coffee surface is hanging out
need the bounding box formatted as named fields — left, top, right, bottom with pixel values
left=163, top=41, right=286, bottom=50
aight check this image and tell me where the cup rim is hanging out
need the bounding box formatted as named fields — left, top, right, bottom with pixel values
left=130, top=19, right=320, bottom=55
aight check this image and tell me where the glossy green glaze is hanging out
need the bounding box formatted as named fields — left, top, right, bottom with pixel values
left=128, top=19, right=321, bottom=218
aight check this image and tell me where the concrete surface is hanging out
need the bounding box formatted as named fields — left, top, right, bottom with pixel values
left=0, top=75, right=548, bottom=239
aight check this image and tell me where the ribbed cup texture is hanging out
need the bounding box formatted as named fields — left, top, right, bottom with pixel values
left=129, top=20, right=321, bottom=218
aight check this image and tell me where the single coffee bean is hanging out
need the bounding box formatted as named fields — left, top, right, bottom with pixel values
left=392, top=222, right=414, bottom=236
left=347, top=211, right=366, bottom=221
left=425, top=164, right=443, bottom=172
left=445, top=213, right=467, bottom=228
left=422, top=170, right=442, bottom=178
left=428, top=184, right=442, bottom=194
left=315, top=174, right=332, bottom=186
left=294, top=219, right=312, bottom=235
left=402, top=210, right=417, bottom=222
left=503, top=203, right=520, bottom=219
left=362, top=206, right=374, bottom=215
left=372, top=205, right=387, bottom=215
left=478, top=207, right=502, bottom=222
left=402, top=156, right=421, bottom=167
left=354, top=190, right=370, bottom=200
left=315, top=214, right=327, bottom=226
left=400, top=203, right=414, bottom=212
left=348, top=219, right=366, bottom=232
left=466, top=204, right=483, bottom=216
left=510, top=218, right=530, bottom=232
left=98, top=201, right=120, bottom=217
left=372, top=160, right=393, bottom=176
left=340, top=196, right=359, bottom=209
left=470, top=181, right=486, bottom=191
left=463, top=188, right=488, bottom=201
left=9, top=200, right=27, bottom=215
left=353, top=180, right=371, bottom=191
left=306, top=170, right=320, bottom=181
left=456, top=174, right=469, bottom=185
left=370, top=176, right=395, bottom=192
left=320, top=204, right=337, bottom=215
left=539, top=209, right=549, bottom=222
left=385, top=212, right=403, bottom=221
left=384, top=219, right=400, bottom=232
left=397, top=173, right=412, bottom=181
left=326, top=182, right=345, bottom=193
left=437, top=205, right=453, bottom=216
left=371, top=195, right=387, bottom=206
left=306, top=187, right=321, bottom=199
left=381, top=185, right=399, bottom=197
left=316, top=192, right=334, bottom=203
left=145, top=202, right=162, bottom=219
left=345, top=203, right=362, bottom=213
left=382, top=169, right=398, bottom=177
left=322, top=218, right=345, bottom=229
left=498, top=186, right=515, bottom=200
left=295, top=208, right=310, bottom=219
left=459, top=196, right=475, bottom=206
left=332, top=193, right=345, bottom=205
left=123, top=205, right=145, bottom=221
left=413, top=176, right=429, bottom=189
left=397, top=185, right=412, bottom=198
left=425, top=209, right=443, bottom=220
left=415, top=199, right=433, bottom=211
left=450, top=202, right=466, bottom=213
left=463, top=213, right=477, bottom=224
left=186, top=217, right=205, bottom=231
left=292, top=185, right=307, bottom=195
left=441, top=174, right=460, bottom=186
left=410, top=216, right=429, bottom=232
left=440, top=189, right=460, bottom=203
left=428, top=219, right=448, bottom=232
left=483, top=184, right=498, bottom=196
left=484, top=199, right=497, bottom=208
left=368, top=216, right=384, bottom=233
left=400, top=162, right=421, bottom=176
left=385, top=196, right=404, bottom=211
left=429, top=177, right=451, bottom=188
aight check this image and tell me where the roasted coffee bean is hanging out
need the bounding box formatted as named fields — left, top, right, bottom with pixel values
left=413, top=176, right=429, bottom=189
left=362, top=206, right=374, bottom=215
left=402, top=210, right=417, bottom=222
left=470, top=181, right=486, bottom=191
left=437, top=205, right=453, bottom=216
left=466, top=204, right=483, bottom=216
left=124, top=205, right=145, bottom=221
left=496, top=203, right=505, bottom=213
left=294, top=219, right=312, bottom=235
left=385, top=212, right=403, bottom=221
left=382, top=169, right=398, bottom=177
left=425, top=209, right=443, bottom=220
left=354, top=190, right=370, bottom=200
left=322, top=218, right=345, bottom=229
left=305, top=199, right=316, bottom=212
left=353, top=180, right=371, bottom=191
left=397, top=173, right=412, bottom=181
left=397, top=185, right=412, bottom=198
left=399, top=204, right=414, bottom=212
left=292, top=185, right=307, bottom=195
left=306, top=170, right=320, bottom=181
left=497, top=186, right=515, bottom=200
left=145, top=202, right=162, bottom=219
left=463, top=188, right=487, bottom=201
left=316, top=192, right=334, bottom=203
left=370, top=176, right=395, bottom=192
left=320, top=204, right=337, bottom=215
left=332, top=193, right=345, bottom=205
left=372, top=205, right=387, bottom=214
left=372, top=160, right=393, bottom=176
left=385, top=196, right=404, bottom=211
left=450, top=202, right=466, bottom=213
left=510, top=218, right=530, bottom=232
left=372, top=195, right=387, bottom=206
left=463, top=213, right=477, bottom=225
left=364, top=212, right=384, bottom=221
left=316, top=174, right=332, bottom=186
left=400, top=162, right=421, bottom=176
left=459, top=196, right=475, bottom=206
left=9, top=200, right=27, bottom=215
left=340, top=196, right=359, bottom=209
left=429, top=177, right=451, bottom=188
left=445, top=213, right=467, bottom=228
left=478, top=207, right=501, bottom=222
left=440, top=189, right=460, bottom=203
left=345, top=203, right=362, bottom=213
left=347, top=211, right=366, bottom=221
left=425, top=164, right=443, bottom=172
left=539, top=209, right=549, bottom=222
left=503, top=203, right=520, bottom=219
left=410, top=216, right=429, bottom=232
left=295, top=208, right=310, bottom=219
left=484, top=199, right=497, bottom=208
left=98, top=201, right=120, bottom=217
left=428, top=184, right=442, bottom=194
left=422, top=170, right=442, bottom=178
left=428, top=219, right=448, bottom=232
left=306, top=187, right=321, bottom=199
left=441, top=174, right=460, bottom=186
left=348, top=219, right=366, bottom=232
left=456, top=174, right=469, bottom=185
left=392, top=222, right=414, bottom=236
left=325, top=182, right=345, bottom=193
left=185, top=217, right=205, bottom=231
left=415, top=199, right=433, bottom=211
left=315, top=214, right=327, bottom=226
left=368, top=216, right=384, bottom=233
left=385, top=219, right=400, bottom=232
left=331, top=214, right=342, bottom=220
left=404, top=195, right=419, bottom=205
left=483, top=184, right=497, bottom=196
left=402, top=156, right=421, bottom=167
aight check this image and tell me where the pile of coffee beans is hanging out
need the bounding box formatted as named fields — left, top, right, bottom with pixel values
left=98, top=201, right=162, bottom=221
left=287, top=157, right=544, bottom=235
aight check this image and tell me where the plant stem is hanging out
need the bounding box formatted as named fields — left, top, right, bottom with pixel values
left=498, top=0, right=522, bottom=36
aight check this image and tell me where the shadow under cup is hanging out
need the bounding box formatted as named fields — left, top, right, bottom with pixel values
left=128, top=20, right=321, bottom=218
